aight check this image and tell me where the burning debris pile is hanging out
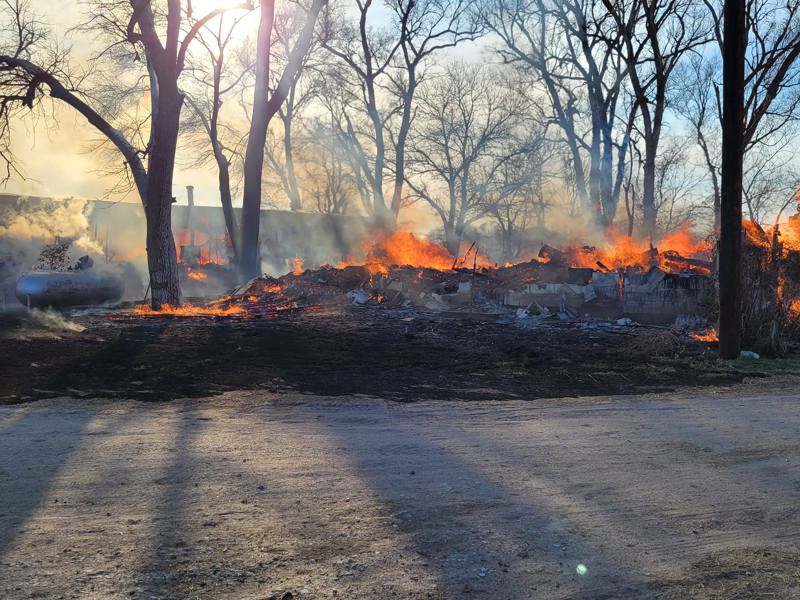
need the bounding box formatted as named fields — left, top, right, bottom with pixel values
left=736, top=216, right=800, bottom=351
left=130, top=218, right=800, bottom=355
left=134, top=229, right=721, bottom=326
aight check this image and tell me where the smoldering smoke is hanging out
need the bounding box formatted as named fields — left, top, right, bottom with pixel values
left=0, top=196, right=139, bottom=308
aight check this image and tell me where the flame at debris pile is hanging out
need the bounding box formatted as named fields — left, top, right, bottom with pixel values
left=125, top=226, right=722, bottom=322
left=342, top=230, right=495, bottom=274
left=541, top=225, right=713, bottom=274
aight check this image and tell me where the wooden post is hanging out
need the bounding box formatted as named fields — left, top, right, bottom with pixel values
left=719, top=0, right=746, bottom=359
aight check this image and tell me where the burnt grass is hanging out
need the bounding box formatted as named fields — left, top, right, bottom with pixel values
left=0, top=308, right=759, bottom=404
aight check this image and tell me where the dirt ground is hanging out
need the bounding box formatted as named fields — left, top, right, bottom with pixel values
left=0, top=308, right=767, bottom=404
left=1, top=309, right=799, bottom=599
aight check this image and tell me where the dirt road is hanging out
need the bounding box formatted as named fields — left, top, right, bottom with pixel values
left=1, top=390, right=799, bottom=599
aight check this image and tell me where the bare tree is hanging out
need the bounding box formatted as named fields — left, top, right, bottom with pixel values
left=385, top=0, right=481, bottom=218
left=482, top=125, right=555, bottom=262
left=740, top=142, right=800, bottom=223
left=683, top=0, right=800, bottom=232
left=707, top=0, right=800, bottom=151
left=484, top=0, right=633, bottom=230
left=405, top=64, right=519, bottom=255
left=303, top=67, right=376, bottom=217
left=262, top=1, right=330, bottom=212
left=183, top=11, right=253, bottom=260
left=601, top=0, right=708, bottom=237
left=240, top=0, right=328, bottom=279
left=320, top=0, right=401, bottom=225
left=652, top=138, right=707, bottom=233
left=0, top=0, right=251, bottom=307
left=301, top=119, right=355, bottom=215
left=674, top=55, right=722, bottom=229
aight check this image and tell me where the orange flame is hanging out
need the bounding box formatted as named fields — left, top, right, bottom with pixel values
left=781, top=214, right=800, bottom=250
left=187, top=269, right=208, bottom=281
left=690, top=328, right=719, bottom=343
left=174, top=228, right=227, bottom=265
left=341, top=230, right=494, bottom=274
left=559, top=225, right=712, bottom=272
left=659, top=226, right=713, bottom=257
left=133, top=303, right=244, bottom=317
left=292, top=257, right=304, bottom=276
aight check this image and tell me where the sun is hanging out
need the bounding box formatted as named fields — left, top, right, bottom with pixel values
left=186, top=0, right=257, bottom=42
left=187, top=0, right=256, bottom=24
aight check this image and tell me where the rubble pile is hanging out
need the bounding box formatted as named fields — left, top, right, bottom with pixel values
left=211, top=242, right=715, bottom=325
left=122, top=220, right=800, bottom=353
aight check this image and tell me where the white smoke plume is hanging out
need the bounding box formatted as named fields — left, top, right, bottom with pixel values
left=0, top=196, right=119, bottom=308
left=29, top=308, right=86, bottom=332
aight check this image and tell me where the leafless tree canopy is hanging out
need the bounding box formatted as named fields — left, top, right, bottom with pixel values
left=4, top=0, right=800, bottom=286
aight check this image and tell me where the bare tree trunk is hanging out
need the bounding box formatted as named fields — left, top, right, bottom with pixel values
left=719, top=0, right=746, bottom=359
left=240, top=0, right=326, bottom=278
left=368, top=102, right=392, bottom=227
left=145, top=80, right=183, bottom=308
left=217, top=156, right=237, bottom=258
left=641, top=145, right=657, bottom=237
left=284, top=108, right=302, bottom=211
left=444, top=226, right=460, bottom=257
left=208, top=67, right=239, bottom=260
left=240, top=1, right=276, bottom=279
left=600, top=129, right=616, bottom=226
left=698, top=133, right=722, bottom=233
left=588, top=126, right=605, bottom=227
left=391, top=83, right=415, bottom=218
left=211, top=53, right=238, bottom=260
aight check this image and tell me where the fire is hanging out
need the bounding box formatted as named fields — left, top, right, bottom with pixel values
left=659, top=226, right=713, bottom=257
left=187, top=269, right=208, bottom=281
left=781, top=214, right=800, bottom=250
left=174, top=228, right=227, bottom=265
left=546, top=224, right=712, bottom=273
left=341, top=230, right=495, bottom=274
left=133, top=303, right=245, bottom=317
left=737, top=216, right=800, bottom=328
left=292, top=257, right=304, bottom=276
left=691, top=328, right=719, bottom=343
left=743, top=220, right=770, bottom=248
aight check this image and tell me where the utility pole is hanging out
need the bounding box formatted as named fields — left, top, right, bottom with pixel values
left=719, top=0, right=746, bottom=359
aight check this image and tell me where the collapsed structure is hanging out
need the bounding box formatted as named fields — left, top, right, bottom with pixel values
left=134, top=229, right=717, bottom=325
left=133, top=219, right=800, bottom=356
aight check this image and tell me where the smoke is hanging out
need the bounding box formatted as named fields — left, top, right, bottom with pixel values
left=0, top=196, right=130, bottom=307
left=28, top=308, right=86, bottom=332
left=0, top=197, right=97, bottom=242
left=257, top=211, right=371, bottom=276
